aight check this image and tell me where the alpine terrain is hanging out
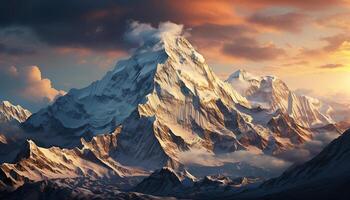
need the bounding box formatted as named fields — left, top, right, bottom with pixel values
left=0, top=24, right=347, bottom=199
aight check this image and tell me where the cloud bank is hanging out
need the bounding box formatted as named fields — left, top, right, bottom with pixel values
left=179, top=148, right=291, bottom=173
left=0, top=66, right=66, bottom=108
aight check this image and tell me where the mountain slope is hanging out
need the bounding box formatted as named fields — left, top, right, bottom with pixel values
left=23, top=35, right=271, bottom=163
left=0, top=101, right=31, bottom=124
left=226, top=70, right=334, bottom=128
left=0, top=178, right=174, bottom=200
left=223, top=129, right=350, bottom=200
left=0, top=128, right=147, bottom=191
left=0, top=101, right=32, bottom=163
left=263, top=129, right=350, bottom=188
left=21, top=33, right=339, bottom=179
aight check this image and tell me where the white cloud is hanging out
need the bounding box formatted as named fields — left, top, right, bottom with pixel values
left=179, top=148, right=291, bottom=172
left=125, top=21, right=185, bottom=46
left=0, top=65, right=66, bottom=104
left=277, top=131, right=340, bottom=163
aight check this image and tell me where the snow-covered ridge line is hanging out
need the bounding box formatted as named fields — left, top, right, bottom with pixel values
left=19, top=34, right=341, bottom=185
left=0, top=128, right=146, bottom=190
left=0, top=101, right=31, bottom=123
left=226, top=69, right=335, bottom=128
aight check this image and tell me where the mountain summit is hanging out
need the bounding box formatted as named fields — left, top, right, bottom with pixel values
left=22, top=24, right=340, bottom=176
left=226, top=70, right=334, bottom=128
left=0, top=22, right=344, bottom=195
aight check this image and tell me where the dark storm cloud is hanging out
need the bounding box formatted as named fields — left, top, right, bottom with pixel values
left=0, top=0, right=171, bottom=51
left=190, top=23, right=257, bottom=42
left=223, top=37, right=286, bottom=61
left=0, top=43, right=36, bottom=55
left=0, top=0, right=291, bottom=62
left=0, top=0, right=238, bottom=51
left=247, top=12, right=308, bottom=33
left=0, top=0, right=134, bottom=50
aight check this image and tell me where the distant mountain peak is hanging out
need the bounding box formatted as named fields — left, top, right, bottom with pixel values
left=227, top=69, right=259, bottom=82
left=226, top=70, right=334, bottom=128
left=0, top=100, right=31, bottom=123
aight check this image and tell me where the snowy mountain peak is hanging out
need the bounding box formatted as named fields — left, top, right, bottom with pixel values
left=23, top=31, right=337, bottom=181
left=0, top=100, right=31, bottom=123
left=226, top=70, right=334, bottom=128
left=13, top=139, right=39, bottom=162
left=2, top=101, right=12, bottom=107
left=227, top=69, right=259, bottom=82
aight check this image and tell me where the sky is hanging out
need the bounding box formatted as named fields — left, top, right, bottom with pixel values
left=1, top=0, right=350, bottom=111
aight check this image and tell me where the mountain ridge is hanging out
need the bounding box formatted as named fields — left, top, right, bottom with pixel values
left=0, top=34, right=343, bottom=193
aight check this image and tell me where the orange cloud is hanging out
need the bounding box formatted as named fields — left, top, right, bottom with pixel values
left=4, top=66, right=66, bottom=102
left=247, top=12, right=309, bottom=33
left=21, top=66, right=66, bottom=102
left=56, top=47, right=93, bottom=57
left=317, top=13, right=350, bottom=30
left=146, top=0, right=242, bottom=26
left=235, top=0, right=348, bottom=9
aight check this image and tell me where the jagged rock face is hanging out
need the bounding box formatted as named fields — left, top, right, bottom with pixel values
left=23, top=36, right=269, bottom=164
left=17, top=35, right=340, bottom=186
left=0, top=32, right=347, bottom=200
left=266, top=111, right=312, bottom=149
left=0, top=178, right=171, bottom=200
left=0, top=101, right=31, bottom=124
left=134, top=168, right=184, bottom=196
left=133, top=168, right=261, bottom=198
left=24, top=37, right=249, bottom=150
left=0, top=101, right=32, bottom=163
left=0, top=140, right=110, bottom=190
left=0, top=137, right=145, bottom=190
left=226, top=70, right=334, bottom=128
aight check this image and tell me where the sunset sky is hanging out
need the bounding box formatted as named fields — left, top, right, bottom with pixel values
left=1, top=0, right=350, bottom=111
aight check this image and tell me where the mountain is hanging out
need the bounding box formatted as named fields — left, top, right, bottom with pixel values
left=0, top=28, right=348, bottom=199
left=222, top=129, right=350, bottom=200
left=226, top=69, right=334, bottom=128
left=0, top=101, right=32, bottom=163
left=0, top=129, right=146, bottom=191
left=24, top=35, right=251, bottom=151
left=263, top=129, right=350, bottom=188
left=133, top=167, right=261, bottom=199
left=0, top=178, right=174, bottom=200
left=0, top=101, right=31, bottom=124
left=21, top=34, right=341, bottom=174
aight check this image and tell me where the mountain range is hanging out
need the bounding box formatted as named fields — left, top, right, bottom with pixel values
left=0, top=34, right=349, bottom=199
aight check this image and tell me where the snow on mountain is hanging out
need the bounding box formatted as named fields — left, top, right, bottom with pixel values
left=0, top=129, right=146, bottom=191
left=24, top=32, right=268, bottom=166
left=0, top=101, right=31, bottom=124
left=0, top=22, right=348, bottom=199
left=18, top=23, right=341, bottom=188
left=226, top=69, right=334, bottom=128
left=25, top=35, right=248, bottom=142
left=0, top=101, right=32, bottom=163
